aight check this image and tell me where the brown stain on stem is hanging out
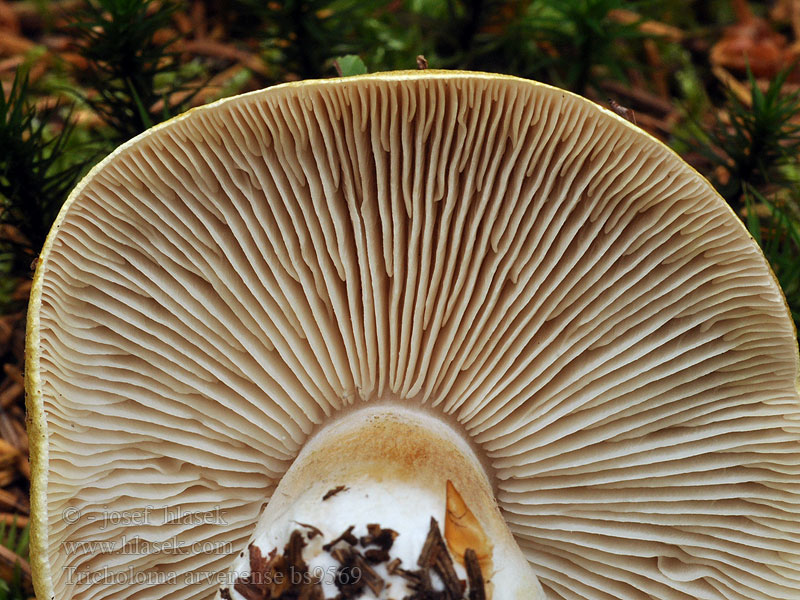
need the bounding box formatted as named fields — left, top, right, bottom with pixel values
left=444, top=480, right=493, bottom=577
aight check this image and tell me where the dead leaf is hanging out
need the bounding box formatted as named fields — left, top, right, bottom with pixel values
left=444, top=480, right=492, bottom=576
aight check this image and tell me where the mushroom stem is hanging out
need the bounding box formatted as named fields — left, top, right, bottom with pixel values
left=222, top=405, right=543, bottom=599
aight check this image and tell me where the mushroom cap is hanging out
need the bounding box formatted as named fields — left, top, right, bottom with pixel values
left=26, top=71, right=800, bottom=600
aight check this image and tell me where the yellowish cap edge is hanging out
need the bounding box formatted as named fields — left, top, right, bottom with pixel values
left=24, top=69, right=800, bottom=600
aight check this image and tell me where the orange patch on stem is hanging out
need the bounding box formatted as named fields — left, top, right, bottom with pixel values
left=444, top=480, right=493, bottom=576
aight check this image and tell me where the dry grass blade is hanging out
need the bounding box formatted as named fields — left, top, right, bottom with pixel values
left=608, top=8, right=684, bottom=42
left=0, top=383, right=22, bottom=410
left=0, top=489, right=28, bottom=515
left=0, top=438, right=18, bottom=469
left=0, top=544, right=32, bottom=595
left=0, top=514, right=27, bottom=528
left=181, top=39, right=270, bottom=76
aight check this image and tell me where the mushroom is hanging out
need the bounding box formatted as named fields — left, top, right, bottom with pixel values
left=25, top=71, right=800, bottom=600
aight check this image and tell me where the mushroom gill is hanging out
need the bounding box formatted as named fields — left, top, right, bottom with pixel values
left=26, top=72, right=800, bottom=600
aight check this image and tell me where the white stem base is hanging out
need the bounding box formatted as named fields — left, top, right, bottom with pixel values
left=220, top=405, right=543, bottom=599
